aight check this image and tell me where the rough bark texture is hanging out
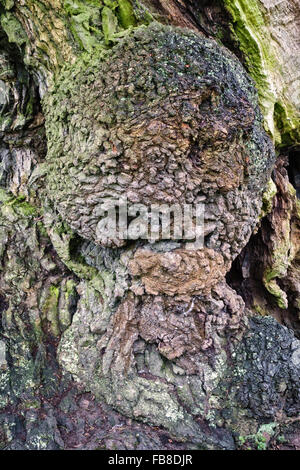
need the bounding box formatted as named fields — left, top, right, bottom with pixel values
left=224, top=0, right=300, bottom=146
left=0, top=0, right=299, bottom=450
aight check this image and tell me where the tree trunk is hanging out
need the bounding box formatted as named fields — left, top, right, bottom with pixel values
left=0, top=0, right=299, bottom=450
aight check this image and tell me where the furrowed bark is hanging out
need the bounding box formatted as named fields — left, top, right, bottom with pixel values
left=0, top=0, right=299, bottom=450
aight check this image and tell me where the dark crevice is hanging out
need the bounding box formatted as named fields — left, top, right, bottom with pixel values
left=183, top=0, right=246, bottom=64
left=287, top=147, right=300, bottom=198
left=0, top=22, right=43, bottom=132
left=227, top=153, right=300, bottom=338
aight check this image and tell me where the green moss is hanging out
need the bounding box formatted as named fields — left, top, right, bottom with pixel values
left=49, top=285, right=59, bottom=297
left=58, top=279, right=77, bottom=331
left=296, top=199, right=300, bottom=220
left=252, top=304, right=268, bottom=317
left=20, top=399, right=41, bottom=410
left=0, top=191, right=38, bottom=217
left=260, top=178, right=277, bottom=219
left=255, top=434, right=267, bottom=450
left=117, top=0, right=136, bottom=28
left=0, top=0, right=139, bottom=78
left=37, top=221, right=48, bottom=238
left=237, top=423, right=277, bottom=450
left=0, top=116, right=12, bottom=131
left=64, top=279, right=76, bottom=302
left=0, top=187, right=12, bottom=204
left=102, top=5, right=118, bottom=44
left=42, top=285, right=60, bottom=336
left=261, top=186, right=298, bottom=310
left=224, top=0, right=300, bottom=145
left=274, top=101, right=300, bottom=147
left=63, top=0, right=137, bottom=50
left=263, top=265, right=288, bottom=310
left=8, top=196, right=38, bottom=216
left=54, top=220, right=74, bottom=237
left=263, top=262, right=289, bottom=310
left=64, top=0, right=104, bottom=52
left=25, top=92, right=35, bottom=119
left=259, top=422, right=278, bottom=435
left=46, top=217, right=103, bottom=285
left=2, top=0, right=15, bottom=9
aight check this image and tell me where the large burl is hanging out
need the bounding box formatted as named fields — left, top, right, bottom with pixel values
left=44, top=24, right=274, bottom=254
left=42, top=25, right=300, bottom=447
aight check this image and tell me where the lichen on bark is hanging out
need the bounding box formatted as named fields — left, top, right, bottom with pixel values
left=224, top=0, right=300, bottom=146
left=0, top=0, right=300, bottom=451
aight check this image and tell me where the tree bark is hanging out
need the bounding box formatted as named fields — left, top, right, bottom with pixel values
left=0, top=0, right=299, bottom=450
